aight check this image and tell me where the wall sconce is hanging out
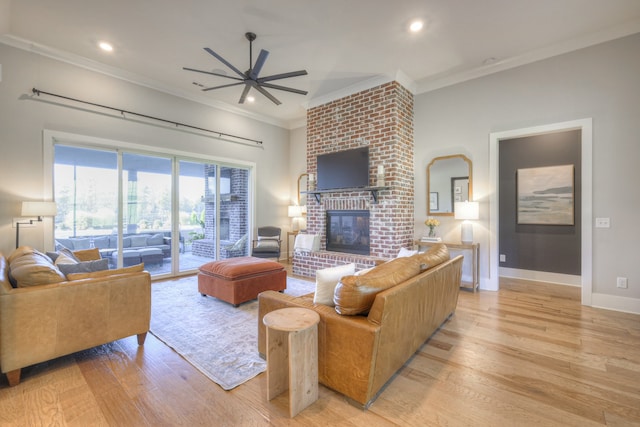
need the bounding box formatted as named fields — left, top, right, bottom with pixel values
left=454, top=201, right=479, bottom=244
left=16, top=201, right=58, bottom=248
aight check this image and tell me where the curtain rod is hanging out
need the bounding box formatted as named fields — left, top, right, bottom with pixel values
left=31, top=88, right=263, bottom=146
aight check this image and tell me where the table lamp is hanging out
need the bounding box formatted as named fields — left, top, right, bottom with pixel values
left=288, top=205, right=304, bottom=232
left=454, top=201, right=479, bottom=244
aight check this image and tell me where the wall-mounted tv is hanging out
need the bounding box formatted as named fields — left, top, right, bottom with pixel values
left=316, top=147, right=370, bottom=190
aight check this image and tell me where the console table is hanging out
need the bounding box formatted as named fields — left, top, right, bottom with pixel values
left=415, top=241, right=479, bottom=292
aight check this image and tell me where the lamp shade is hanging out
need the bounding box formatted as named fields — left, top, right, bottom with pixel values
left=454, top=201, right=479, bottom=220
left=288, top=205, right=304, bottom=218
left=22, top=201, right=57, bottom=217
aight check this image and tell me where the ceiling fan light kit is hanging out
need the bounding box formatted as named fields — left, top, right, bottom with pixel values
left=184, top=32, right=308, bottom=105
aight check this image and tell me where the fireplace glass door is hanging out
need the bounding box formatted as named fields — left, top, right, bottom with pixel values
left=326, top=210, right=370, bottom=255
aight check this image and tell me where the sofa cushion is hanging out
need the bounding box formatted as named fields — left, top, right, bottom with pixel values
left=58, top=259, right=109, bottom=278
left=92, top=236, right=110, bottom=249
left=66, top=263, right=145, bottom=280
left=71, top=238, right=92, bottom=250
left=416, top=243, right=450, bottom=270
left=73, top=248, right=101, bottom=261
left=122, top=237, right=132, bottom=248
left=333, top=255, right=422, bottom=315
left=8, top=249, right=66, bottom=287
left=130, top=235, right=149, bottom=248
left=313, top=263, right=355, bottom=306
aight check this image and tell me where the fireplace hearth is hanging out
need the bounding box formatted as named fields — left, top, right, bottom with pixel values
left=326, top=210, right=370, bottom=255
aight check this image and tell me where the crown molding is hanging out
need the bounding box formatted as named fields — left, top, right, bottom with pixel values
left=417, top=19, right=640, bottom=94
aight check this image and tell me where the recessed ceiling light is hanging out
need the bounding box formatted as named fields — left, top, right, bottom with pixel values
left=246, top=96, right=255, bottom=103
left=98, top=41, right=113, bottom=52
left=409, top=20, right=424, bottom=33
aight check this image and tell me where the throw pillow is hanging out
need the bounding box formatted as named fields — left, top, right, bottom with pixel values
left=256, top=237, right=279, bottom=248
left=333, top=256, right=422, bottom=315
left=313, top=263, right=356, bottom=306
left=416, top=243, right=450, bottom=271
left=147, top=233, right=165, bottom=246
left=54, top=252, right=78, bottom=265
left=8, top=250, right=66, bottom=287
left=57, top=259, right=109, bottom=278
left=73, top=247, right=101, bottom=261
left=66, top=263, right=145, bottom=280
left=397, top=247, right=418, bottom=258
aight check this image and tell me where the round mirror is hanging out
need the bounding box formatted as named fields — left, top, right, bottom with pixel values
left=427, top=154, right=472, bottom=216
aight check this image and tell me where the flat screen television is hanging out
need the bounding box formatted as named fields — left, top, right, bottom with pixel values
left=316, top=147, right=369, bottom=190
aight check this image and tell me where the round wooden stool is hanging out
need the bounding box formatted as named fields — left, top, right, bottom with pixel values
left=263, top=307, right=320, bottom=417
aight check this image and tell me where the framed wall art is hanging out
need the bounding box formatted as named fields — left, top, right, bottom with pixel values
left=429, top=192, right=439, bottom=211
left=517, top=165, right=574, bottom=225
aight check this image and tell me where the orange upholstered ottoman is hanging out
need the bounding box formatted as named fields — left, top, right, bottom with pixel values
left=198, top=256, right=287, bottom=307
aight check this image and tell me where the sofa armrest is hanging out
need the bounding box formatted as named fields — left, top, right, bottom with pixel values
left=258, top=290, right=381, bottom=405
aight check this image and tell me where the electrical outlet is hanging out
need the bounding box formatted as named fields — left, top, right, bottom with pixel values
left=595, top=217, right=610, bottom=228
left=499, top=254, right=506, bottom=262
left=616, top=277, right=628, bottom=289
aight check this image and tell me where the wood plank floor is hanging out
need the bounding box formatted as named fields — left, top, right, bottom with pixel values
left=1, top=276, right=639, bottom=426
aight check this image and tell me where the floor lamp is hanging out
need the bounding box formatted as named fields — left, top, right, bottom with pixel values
left=454, top=201, right=479, bottom=244
left=16, top=201, right=58, bottom=248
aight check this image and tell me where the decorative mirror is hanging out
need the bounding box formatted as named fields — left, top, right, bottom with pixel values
left=427, top=154, right=472, bottom=216
left=297, top=173, right=308, bottom=206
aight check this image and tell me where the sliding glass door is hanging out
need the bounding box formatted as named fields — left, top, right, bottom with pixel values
left=53, top=144, right=251, bottom=277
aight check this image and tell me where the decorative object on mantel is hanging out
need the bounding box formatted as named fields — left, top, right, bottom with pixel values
left=376, top=165, right=385, bottom=187
left=15, top=201, right=57, bottom=248
left=424, top=217, right=440, bottom=241
left=308, top=173, right=316, bottom=191
left=454, top=201, right=479, bottom=244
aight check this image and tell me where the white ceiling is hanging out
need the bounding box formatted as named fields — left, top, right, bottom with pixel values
left=2, top=0, right=640, bottom=128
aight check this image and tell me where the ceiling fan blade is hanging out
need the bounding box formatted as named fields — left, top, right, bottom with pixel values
left=182, top=67, right=244, bottom=81
left=238, top=84, right=252, bottom=104
left=203, top=47, right=246, bottom=79
left=258, top=70, right=308, bottom=83
left=259, top=82, right=308, bottom=95
left=249, top=49, right=269, bottom=80
left=254, top=85, right=282, bottom=105
left=202, top=81, right=246, bottom=92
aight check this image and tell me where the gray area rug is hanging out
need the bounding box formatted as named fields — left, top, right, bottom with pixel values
left=150, top=274, right=315, bottom=390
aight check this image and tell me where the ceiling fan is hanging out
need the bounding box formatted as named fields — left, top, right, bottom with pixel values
left=183, top=32, right=308, bottom=105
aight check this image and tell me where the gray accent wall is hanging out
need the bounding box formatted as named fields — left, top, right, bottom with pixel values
left=498, top=130, right=581, bottom=275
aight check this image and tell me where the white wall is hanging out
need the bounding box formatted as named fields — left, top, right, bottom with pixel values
left=0, top=43, right=292, bottom=255
left=413, top=33, right=640, bottom=312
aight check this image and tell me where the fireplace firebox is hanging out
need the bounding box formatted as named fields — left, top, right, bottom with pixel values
left=326, top=210, right=370, bottom=255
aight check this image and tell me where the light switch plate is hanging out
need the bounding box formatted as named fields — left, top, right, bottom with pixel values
left=595, top=217, right=610, bottom=228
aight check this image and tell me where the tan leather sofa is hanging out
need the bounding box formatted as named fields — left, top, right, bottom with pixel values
left=0, top=250, right=151, bottom=386
left=258, top=246, right=463, bottom=407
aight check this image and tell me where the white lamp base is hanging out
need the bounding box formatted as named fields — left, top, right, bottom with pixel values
left=460, top=221, right=473, bottom=244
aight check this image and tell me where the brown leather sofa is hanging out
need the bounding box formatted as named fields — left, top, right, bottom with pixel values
left=0, top=249, right=151, bottom=386
left=258, top=245, right=463, bottom=407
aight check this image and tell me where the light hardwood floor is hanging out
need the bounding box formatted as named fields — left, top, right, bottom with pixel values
left=1, top=275, right=639, bottom=426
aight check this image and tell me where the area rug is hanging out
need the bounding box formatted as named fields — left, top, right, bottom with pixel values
left=149, top=275, right=314, bottom=390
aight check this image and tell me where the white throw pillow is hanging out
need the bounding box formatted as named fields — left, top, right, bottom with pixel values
left=397, top=247, right=418, bottom=258
left=314, top=263, right=355, bottom=306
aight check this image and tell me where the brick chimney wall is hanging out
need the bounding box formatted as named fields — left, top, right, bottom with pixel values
left=294, top=81, right=414, bottom=277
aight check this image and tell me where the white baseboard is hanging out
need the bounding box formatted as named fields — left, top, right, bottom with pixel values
left=499, top=267, right=581, bottom=286
left=591, top=293, right=640, bottom=315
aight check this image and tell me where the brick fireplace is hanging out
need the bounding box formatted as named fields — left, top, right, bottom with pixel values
left=294, top=81, right=414, bottom=277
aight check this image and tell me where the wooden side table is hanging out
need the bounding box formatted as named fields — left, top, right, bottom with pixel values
left=263, top=307, right=320, bottom=417
left=415, top=241, right=480, bottom=292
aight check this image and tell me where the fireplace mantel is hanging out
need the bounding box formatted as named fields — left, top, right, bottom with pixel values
left=302, top=186, right=390, bottom=204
